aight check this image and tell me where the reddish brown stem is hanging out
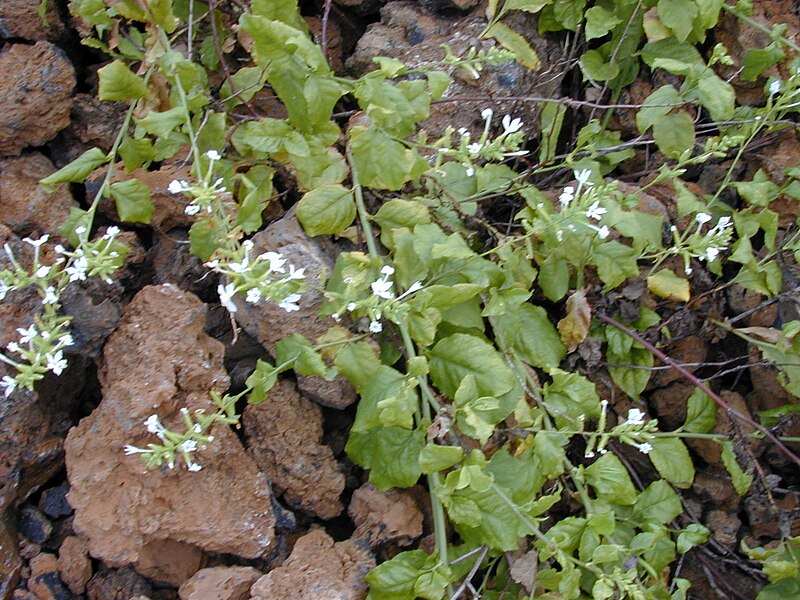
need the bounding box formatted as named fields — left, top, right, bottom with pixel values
left=598, top=313, right=800, bottom=469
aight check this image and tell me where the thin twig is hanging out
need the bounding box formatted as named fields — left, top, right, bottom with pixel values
left=598, top=313, right=800, bottom=468
left=450, top=546, right=488, bottom=600
left=321, top=0, right=333, bottom=60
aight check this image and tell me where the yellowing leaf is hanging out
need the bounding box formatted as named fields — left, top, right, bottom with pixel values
left=557, top=289, right=591, bottom=352
left=484, top=22, right=540, bottom=70
left=647, top=269, right=690, bottom=302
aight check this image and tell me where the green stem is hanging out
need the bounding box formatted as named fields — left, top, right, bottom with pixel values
left=346, top=144, right=379, bottom=258
left=722, top=3, right=800, bottom=53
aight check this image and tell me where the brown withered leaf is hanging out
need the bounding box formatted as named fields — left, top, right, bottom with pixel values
left=557, top=289, right=591, bottom=352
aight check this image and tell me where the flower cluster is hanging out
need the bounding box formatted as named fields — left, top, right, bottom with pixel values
left=433, top=108, right=528, bottom=177
left=168, top=150, right=230, bottom=216
left=585, top=404, right=659, bottom=458
left=207, top=240, right=306, bottom=315
left=327, top=264, right=423, bottom=333
left=1, top=227, right=127, bottom=397
left=670, top=212, right=734, bottom=274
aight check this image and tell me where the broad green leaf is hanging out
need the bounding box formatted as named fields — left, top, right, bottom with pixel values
left=585, top=5, right=621, bottom=40
left=275, top=334, right=334, bottom=379
left=429, top=334, right=515, bottom=399
left=484, top=22, right=540, bottom=70
left=539, top=101, right=566, bottom=163
left=593, top=241, right=639, bottom=289
left=493, top=303, right=566, bottom=368
left=108, top=179, right=153, bottom=224
left=347, top=427, right=424, bottom=490
left=426, top=71, right=451, bottom=100
left=677, top=523, right=710, bottom=553
left=365, top=549, right=427, bottom=600
left=504, top=0, right=551, bottom=12
left=653, top=109, right=695, bottom=159
left=585, top=453, right=637, bottom=505
left=118, top=137, right=157, bottom=172
left=349, top=125, right=428, bottom=190
left=136, top=106, right=186, bottom=138
left=419, top=443, right=463, bottom=474
left=741, top=44, right=785, bottom=81
left=688, top=70, right=735, bottom=121
left=98, top=60, right=147, bottom=101
left=580, top=48, right=619, bottom=81
left=189, top=219, right=228, bottom=261
left=647, top=269, right=690, bottom=302
left=296, top=184, right=355, bottom=236
left=236, top=165, right=274, bottom=233
left=721, top=440, right=753, bottom=496
left=634, top=480, right=682, bottom=523
left=733, top=169, right=780, bottom=207
left=543, top=369, right=601, bottom=426
left=538, top=255, right=570, bottom=301
left=40, top=148, right=108, bottom=189
left=649, top=437, right=695, bottom=488
left=608, top=345, right=653, bottom=401
left=683, top=388, right=717, bottom=433
left=245, top=360, right=279, bottom=404
left=636, top=85, right=684, bottom=134
left=657, top=0, right=698, bottom=42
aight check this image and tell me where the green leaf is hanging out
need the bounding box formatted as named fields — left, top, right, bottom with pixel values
left=245, top=360, right=279, bottom=404
left=585, top=5, right=621, bottom=40
left=653, top=109, right=695, bottom=159
left=683, top=388, right=717, bottom=433
left=543, top=369, right=601, bottom=426
left=634, top=480, right=682, bottom=523
left=98, top=60, right=147, bottom=101
left=677, top=523, right=710, bottom=553
left=349, top=125, right=427, bottom=190
left=580, top=48, right=619, bottom=81
left=429, top=333, right=515, bottom=399
left=119, top=137, right=157, bottom=172
left=365, top=550, right=427, bottom=600
left=636, top=85, right=684, bottom=134
left=39, top=148, right=108, bottom=189
left=585, top=453, right=637, bottom=505
left=108, top=179, right=153, bottom=224
left=733, top=169, right=781, bottom=207
left=275, top=334, right=334, bottom=379
left=347, top=427, right=424, bottom=490
left=493, top=303, right=566, bottom=368
left=741, top=44, right=785, bottom=81
left=484, top=22, right=540, bottom=70
left=721, top=441, right=753, bottom=496
left=647, top=269, right=691, bottom=302
left=538, top=255, right=569, bottom=302
left=296, top=184, right=356, bottom=236
left=593, top=241, right=639, bottom=289
left=539, top=101, right=566, bottom=164
left=688, top=70, right=735, bottom=122
left=419, top=443, right=463, bottom=474
left=657, top=0, right=698, bottom=42
left=136, top=106, right=186, bottom=138
left=426, top=71, right=451, bottom=100
left=236, top=165, right=274, bottom=233
left=649, top=437, right=695, bottom=488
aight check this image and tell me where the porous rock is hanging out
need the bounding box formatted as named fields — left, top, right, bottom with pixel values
left=244, top=379, right=345, bottom=520
left=0, top=43, right=74, bottom=156
left=86, top=566, right=153, bottom=600
left=0, top=153, right=78, bottom=241
left=57, top=536, right=92, bottom=595
left=178, top=566, right=262, bottom=600
left=348, top=2, right=561, bottom=138
left=0, top=515, right=22, bottom=600
left=27, top=552, right=70, bottom=600
left=232, top=213, right=357, bottom=408
left=65, top=285, right=275, bottom=585
left=348, top=483, right=423, bottom=549
left=0, top=0, right=63, bottom=41
left=249, top=528, right=374, bottom=600
left=18, top=508, right=52, bottom=545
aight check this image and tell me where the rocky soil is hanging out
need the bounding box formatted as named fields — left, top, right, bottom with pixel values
left=1, top=0, right=799, bottom=599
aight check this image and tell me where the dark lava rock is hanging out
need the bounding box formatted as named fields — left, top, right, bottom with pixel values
left=18, top=507, right=52, bottom=544
left=38, top=486, right=72, bottom=520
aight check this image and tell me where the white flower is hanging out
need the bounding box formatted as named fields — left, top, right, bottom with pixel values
left=23, top=234, right=49, bottom=248
left=501, top=114, right=523, bottom=133
left=481, top=108, right=493, bottom=120
left=685, top=266, right=693, bottom=275
left=769, top=79, right=782, bottom=95
left=217, top=282, right=238, bottom=313
left=695, top=212, right=712, bottom=225
left=503, top=150, right=529, bottom=157
left=706, top=247, right=721, bottom=262
left=279, top=293, right=301, bottom=313
left=123, top=445, right=151, bottom=455
left=585, top=201, right=607, bottom=221
left=105, top=226, right=120, bottom=237
left=35, top=266, right=50, bottom=279
left=467, top=142, right=483, bottom=155
left=634, top=442, right=653, bottom=455
left=180, top=439, right=198, bottom=453
left=556, top=230, right=564, bottom=242
left=184, top=204, right=201, bottom=216
left=559, top=186, right=574, bottom=207
left=0, top=280, right=10, bottom=301
left=54, top=245, right=66, bottom=254
left=285, top=265, right=305, bottom=281
left=58, top=334, right=74, bottom=347
left=371, top=278, right=395, bottom=299
left=168, top=180, right=188, bottom=194
left=75, top=226, right=87, bottom=235
left=714, top=216, right=733, bottom=231
left=246, top=288, right=262, bottom=304
left=625, top=408, right=646, bottom=426
left=17, top=325, right=37, bottom=344
left=369, top=320, right=383, bottom=333
left=7, top=342, right=19, bottom=353
left=597, top=226, right=610, bottom=240
left=187, top=462, right=203, bottom=472
left=1, top=376, right=16, bottom=398
left=65, top=256, right=88, bottom=282
left=347, top=302, right=357, bottom=312
left=45, top=351, right=68, bottom=375
left=575, top=169, right=592, bottom=186
left=43, top=287, right=59, bottom=305
left=405, top=281, right=424, bottom=295
left=228, top=261, right=249, bottom=274
left=145, top=414, right=165, bottom=434
left=258, top=251, right=286, bottom=273
left=381, top=265, right=395, bottom=276
left=206, top=150, right=222, bottom=160
left=205, top=260, right=220, bottom=269
left=465, top=167, right=475, bottom=177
